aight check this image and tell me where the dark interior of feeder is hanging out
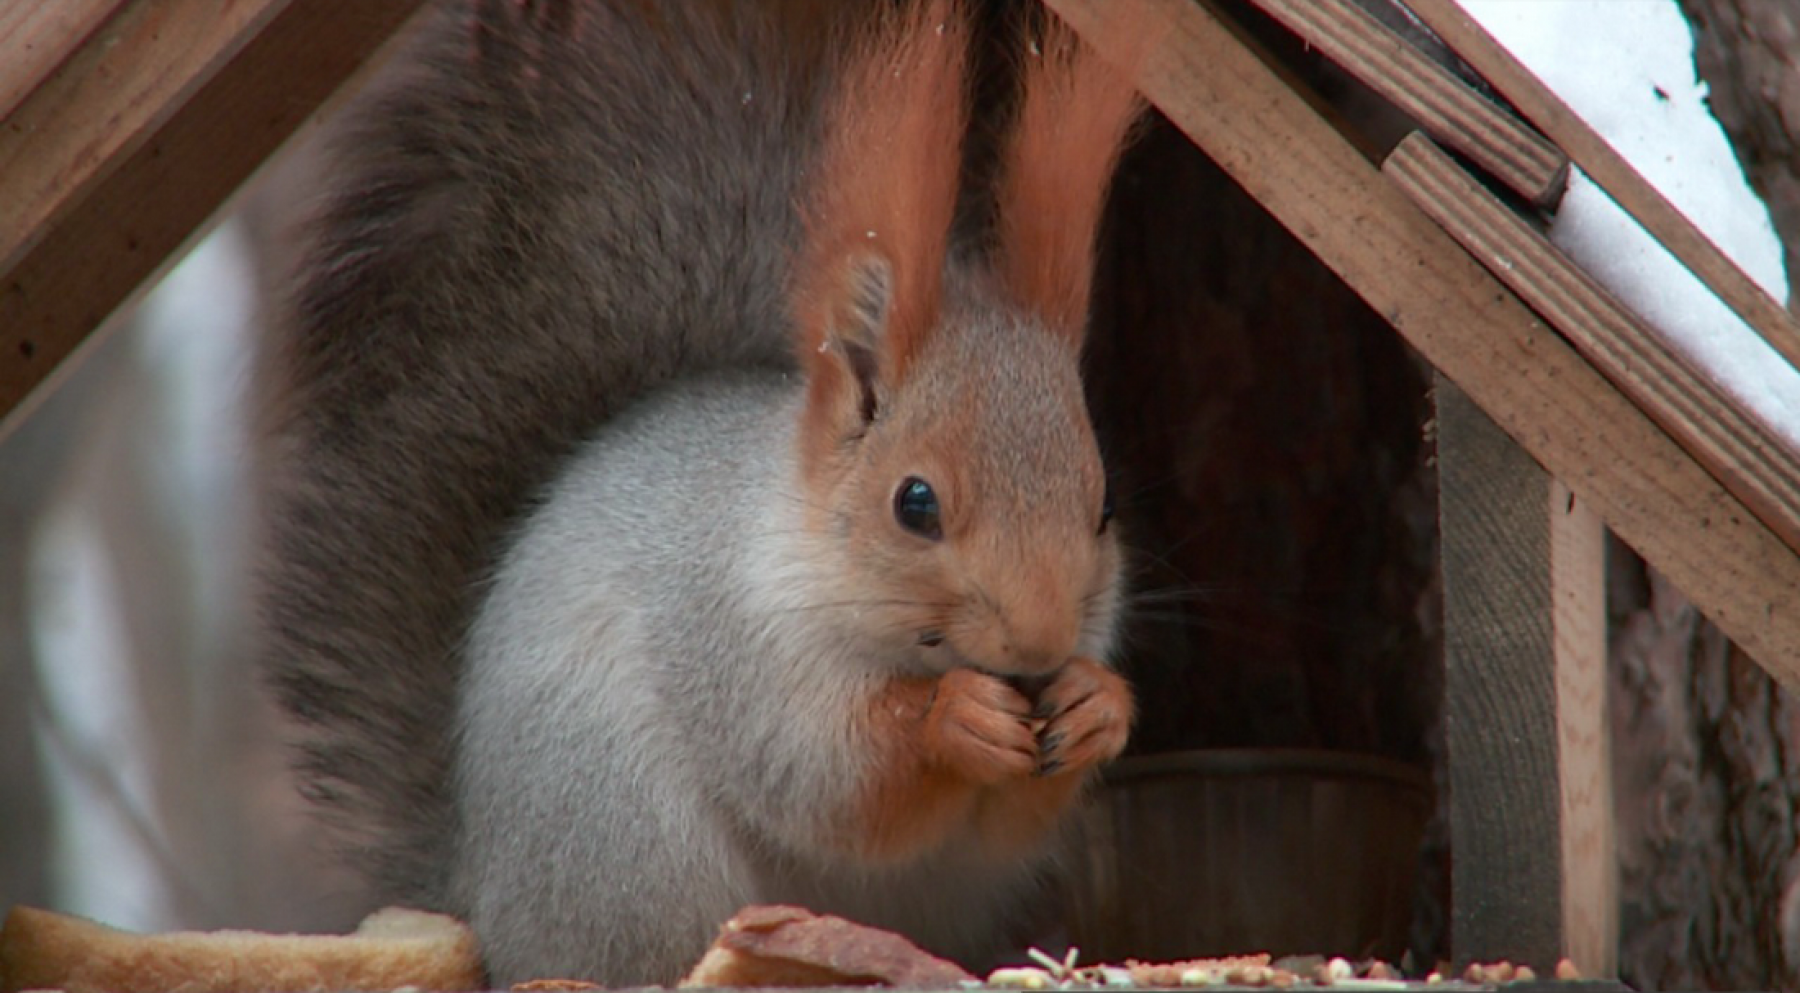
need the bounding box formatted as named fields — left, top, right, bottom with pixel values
left=976, top=0, right=1449, bottom=965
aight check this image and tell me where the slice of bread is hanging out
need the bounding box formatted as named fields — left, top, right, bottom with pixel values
left=678, top=905, right=974, bottom=988
left=0, top=905, right=482, bottom=993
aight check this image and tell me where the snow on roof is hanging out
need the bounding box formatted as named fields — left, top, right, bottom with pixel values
left=1459, top=0, right=1800, bottom=451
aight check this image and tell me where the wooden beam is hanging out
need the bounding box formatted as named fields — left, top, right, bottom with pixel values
left=0, top=0, right=431, bottom=427
left=1242, top=0, right=1567, bottom=206
left=1436, top=377, right=1615, bottom=973
left=0, top=0, right=285, bottom=273
left=0, top=0, right=127, bottom=120
left=1042, top=0, right=1800, bottom=683
left=1396, top=0, right=1800, bottom=374
left=1436, top=378, right=1560, bottom=969
left=1387, top=132, right=1800, bottom=555
left=1549, top=477, right=1616, bottom=977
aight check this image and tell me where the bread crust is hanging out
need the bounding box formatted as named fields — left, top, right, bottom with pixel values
left=0, top=905, right=482, bottom=993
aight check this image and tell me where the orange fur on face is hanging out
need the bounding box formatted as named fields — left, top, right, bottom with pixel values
left=790, top=4, right=1139, bottom=867
left=794, top=0, right=971, bottom=483
left=994, top=14, right=1144, bottom=342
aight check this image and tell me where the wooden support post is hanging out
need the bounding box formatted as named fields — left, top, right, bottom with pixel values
left=1437, top=375, right=1617, bottom=975
left=1548, top=479, right=1616, bottom=978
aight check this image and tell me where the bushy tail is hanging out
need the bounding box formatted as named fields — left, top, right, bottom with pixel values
left=257, top=0, right=831, bottom=905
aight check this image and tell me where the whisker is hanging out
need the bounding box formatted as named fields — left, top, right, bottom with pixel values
left=767, top=596, right=958, bottom=616
left=1119, top=585, right=1246, bottom=606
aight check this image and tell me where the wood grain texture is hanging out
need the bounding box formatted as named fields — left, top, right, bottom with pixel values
left=1042, top=0, right=1800, bottom=681
left=0, top=0, right=129, bottom=121
left=1386, top=133, right=1800, bottom=555
left=1244, top=0, right=1566, bottom=206
left=1435, top=376, right=1563, bottom=969
left=1549, top=479, right=1616, bottom=977
left=1432, top=383, right=1615, bottom=974
left=0, top=0, right=430, bottom=428
left=0, top=0, right=284, bottom=272
left=1397, top=0, right=1800, bottom=375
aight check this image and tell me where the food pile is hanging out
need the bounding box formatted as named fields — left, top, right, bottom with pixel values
left=987, top=948, right=1387, bottom=989
left=0, top=902, right=1583, bottom=993
left=669, top=908, right=1581, bottom=991
left=976, top=948, right=1575, bottom=989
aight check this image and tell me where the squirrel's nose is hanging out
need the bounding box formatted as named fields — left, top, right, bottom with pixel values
left=995, top=590, right=1081, bottom=674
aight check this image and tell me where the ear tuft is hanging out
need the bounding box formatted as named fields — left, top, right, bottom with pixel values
left=994, top=13, right=1144, bottom=343
left=794, top=1, right=971, bottom=475
left=833, top=254, right=893, bottom=425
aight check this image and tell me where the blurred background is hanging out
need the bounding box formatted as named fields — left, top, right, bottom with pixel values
left=0, top=215, right=367, bottom=937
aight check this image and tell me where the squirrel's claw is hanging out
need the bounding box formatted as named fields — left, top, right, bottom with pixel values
left=1032, top=657, right=1134, bottom=777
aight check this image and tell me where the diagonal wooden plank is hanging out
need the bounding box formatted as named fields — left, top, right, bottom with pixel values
left=0, top=0, right=128, bottom=120
left=1398, top=0, right=1800, bottom=375
left=1387, top=132, right=1800, bottom=555
left=1043, top=0, right=1800, bottom=684
left=0, top=0, right=287, bottom=274
left=0, top=0, right=431, bottom=430
left=1244, top=0, right=1567, bottom=206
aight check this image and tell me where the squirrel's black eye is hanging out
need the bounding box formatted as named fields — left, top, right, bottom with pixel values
left=894, top=477, right=943, bottom=540
left=1099, top=485, right=1115, bottom=535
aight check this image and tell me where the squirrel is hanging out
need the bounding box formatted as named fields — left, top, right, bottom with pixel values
left=257, top=0, right=1143, bottom=985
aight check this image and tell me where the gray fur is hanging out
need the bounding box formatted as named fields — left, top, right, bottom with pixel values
left=261, top=0, right=816, bottom=907
left=455, top=373, right=1055, bottom=984
left=261, top=0, right=1125, bottom=985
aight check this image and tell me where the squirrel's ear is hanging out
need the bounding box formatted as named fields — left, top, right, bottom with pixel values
left=994, top=14, right=1143, bottom=345
left=811, top=253, right=894, bottom=427
left=794, top=0, right=968, bottom=469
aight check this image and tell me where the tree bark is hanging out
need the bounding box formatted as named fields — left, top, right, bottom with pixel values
left=1682, top=0, right=1800, bottom=286
left=1613, top=2, right=1800, bottom=988
left=1608, top=546, right=1800, bottom=989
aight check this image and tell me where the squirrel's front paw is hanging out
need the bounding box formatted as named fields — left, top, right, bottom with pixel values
left=922, top=668, right=1039, bottom=785
left=1032, top=657, right=1134, bottom=777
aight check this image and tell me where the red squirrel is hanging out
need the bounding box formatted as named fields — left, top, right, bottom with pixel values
left=258, top=0, right=1142, bottom=984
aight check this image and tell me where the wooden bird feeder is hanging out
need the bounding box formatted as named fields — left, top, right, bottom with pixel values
left=7, top=0, right=1799, bottom=984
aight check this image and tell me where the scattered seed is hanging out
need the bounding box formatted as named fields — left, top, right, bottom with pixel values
left=1028, top=948, right=1066, bottom=976
left=987, top=967, right=1053, bottom=989
left=1364, top=961, right=1400, bottom=981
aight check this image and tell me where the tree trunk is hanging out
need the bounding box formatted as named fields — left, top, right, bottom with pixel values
left=1682, top=0, right=1800, bottom=286
left=1612, top=2, right=1800, bottom=988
